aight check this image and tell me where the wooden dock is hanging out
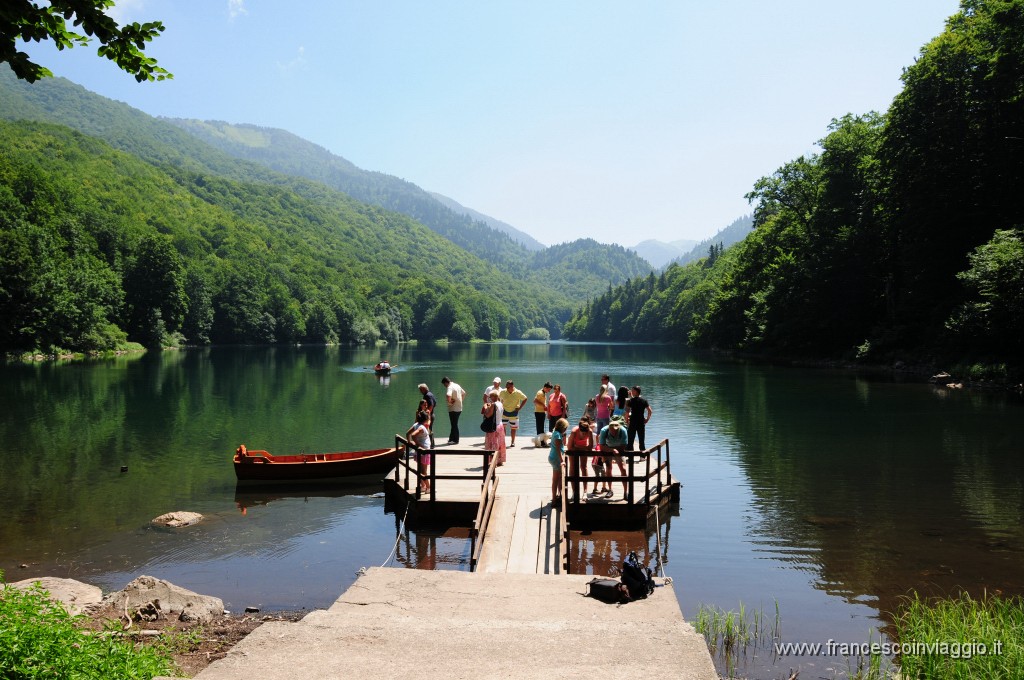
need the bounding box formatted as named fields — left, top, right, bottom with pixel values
left=383, top=433, right=678, bottom=575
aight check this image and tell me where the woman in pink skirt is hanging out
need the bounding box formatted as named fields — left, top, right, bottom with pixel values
left=482, top=391, right=507, bottom=465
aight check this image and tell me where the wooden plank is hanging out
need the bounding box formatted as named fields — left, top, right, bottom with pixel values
left=476, top=495, right=516, bottom=573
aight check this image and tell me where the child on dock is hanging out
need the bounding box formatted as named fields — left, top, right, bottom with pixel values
left=548, top=418, right=569, bottom=504
left=406, top=410, right=432, bottom=493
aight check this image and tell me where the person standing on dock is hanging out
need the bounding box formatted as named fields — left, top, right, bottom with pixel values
left=595, top=384, right=614, bottom=433
left=483, top=376, right=501, bottom=404
left=441, top=376, right=466, bottom=444
left=417, top=383, right=437, bottom=448
left=405, top=410, right=432, bottom=494
left=548, top=418, right=569, bottom=504
left=626, top=385, right=652, bottom=451
left=601, top=374, right=616, bottom=400
left=567, top=418, right=594, bottom=500
left=498, top=380, right=528, bottom=448
left=533, top=382, right=552, bottom=441
left=596, top=417, right=629, bottom=499
left=546, top=384, right=569, bottom=433
left=482, top=391, right=506, bottom=465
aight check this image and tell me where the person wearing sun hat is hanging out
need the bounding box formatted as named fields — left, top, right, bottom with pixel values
left=483, top=376, right=502, bottom=404
left=596, top=416, right=629, bottom=498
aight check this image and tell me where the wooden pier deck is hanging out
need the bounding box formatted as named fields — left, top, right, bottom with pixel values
left=383, top=433, right=678, bottom=575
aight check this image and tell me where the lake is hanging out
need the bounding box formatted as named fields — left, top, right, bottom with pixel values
left=2, top=343, right=1022, bottom=678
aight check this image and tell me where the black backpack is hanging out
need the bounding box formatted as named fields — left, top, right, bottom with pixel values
left=586, top=577, right=631, bottom=604
left=619, top=551, right=655, bottom=600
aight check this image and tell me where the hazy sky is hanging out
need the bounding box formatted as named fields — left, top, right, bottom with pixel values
left=23, top=0, right=960, bottom=246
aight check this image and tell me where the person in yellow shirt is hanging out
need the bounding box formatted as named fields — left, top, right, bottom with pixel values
left=533, top=382, right=553, bottom=445
left=498, top=380, right=528, bottom=447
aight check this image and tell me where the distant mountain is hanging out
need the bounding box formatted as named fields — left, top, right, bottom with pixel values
left=669, top=215, right=754, bottom=268
left=630, top=238, right=698, bottom=268
left=531, top=239, right=653, bottom=295
left=428, top=192, right=544, bottom=251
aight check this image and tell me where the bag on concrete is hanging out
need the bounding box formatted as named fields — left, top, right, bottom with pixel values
left=585, top=577, right=630, bottom=604
left=620, top=551, right=655, bottom=600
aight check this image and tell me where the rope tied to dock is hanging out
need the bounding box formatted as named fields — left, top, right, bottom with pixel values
left=377, top=502, right=412, bottom=568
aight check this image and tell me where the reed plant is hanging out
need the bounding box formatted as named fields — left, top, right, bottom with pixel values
left=0, top=573, right=176, bottom=679
left=694, top=599, right=781, bottom=677
left=891, top=591, right=1024, bottom=679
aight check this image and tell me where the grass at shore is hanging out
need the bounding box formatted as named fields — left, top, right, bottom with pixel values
left=0, top=574, right=176, bottom=679
left=889, top=591, right=1024, bottom=679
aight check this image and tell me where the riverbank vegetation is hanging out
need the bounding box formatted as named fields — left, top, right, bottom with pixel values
left=565, top=0, right=1024, bottom=377
left=0, top=575, right=175, bottom=679
left=696, top=592, right=1024, bottom=679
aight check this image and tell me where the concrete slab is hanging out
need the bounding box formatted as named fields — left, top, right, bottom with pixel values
left=192, top=567, right=716, bottom=680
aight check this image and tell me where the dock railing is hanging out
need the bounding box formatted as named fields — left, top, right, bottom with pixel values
left=392, top=435, right=494, bottom=503
left=559, top=457, right=570, bottom=573
left=469, top=457, right=500, bottom=572
left=564, top=438, right=671, bottom=507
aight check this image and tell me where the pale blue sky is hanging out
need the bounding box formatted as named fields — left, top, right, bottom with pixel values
left=23, top=0, right=960, bottom=246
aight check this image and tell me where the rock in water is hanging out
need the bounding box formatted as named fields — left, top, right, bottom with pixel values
left=151, top=511, right=203, bottom=527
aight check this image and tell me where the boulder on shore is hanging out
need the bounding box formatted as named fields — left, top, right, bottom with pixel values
left=10, top=577, right=103, bottom=615
left=103, top=575, right=224, bottom=623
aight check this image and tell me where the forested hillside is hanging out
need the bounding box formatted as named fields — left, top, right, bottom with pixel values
left=566, top=0, right=1024, bottom=369
left=0, top=118, right=568, bottom=352
left=163, top=119, right=651, bottom=294
left=667, top=215, right=753, bottom=268
left=162, top=119, right=536, bottom=273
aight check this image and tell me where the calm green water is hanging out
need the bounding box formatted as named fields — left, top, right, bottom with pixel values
left=2, top=344, right=1022, bottom=677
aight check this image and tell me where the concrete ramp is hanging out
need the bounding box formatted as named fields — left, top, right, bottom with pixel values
left=190, top=567, right=716, bottom=680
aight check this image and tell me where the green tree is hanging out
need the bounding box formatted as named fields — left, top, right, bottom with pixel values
left=1, top=0, right=171, bottom=82
left=947, top=228, right=1024, bottom=356
left=123, top=235, right=187, bottom=348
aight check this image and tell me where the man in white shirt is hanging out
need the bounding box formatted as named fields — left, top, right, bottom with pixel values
left=441, top=376, right=467, bottom=444
left=483, top=376, right=501, bottom=404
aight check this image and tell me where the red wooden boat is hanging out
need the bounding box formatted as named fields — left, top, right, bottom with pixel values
left=233, top=444, right=399, bottom=481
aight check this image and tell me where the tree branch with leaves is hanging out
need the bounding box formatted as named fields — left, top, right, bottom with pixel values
left=0, top=0, right=171, bottom=83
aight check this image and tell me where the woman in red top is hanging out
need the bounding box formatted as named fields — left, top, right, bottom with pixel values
left=546, top=384, right=569, bottom=432
left=567, top=418, right=594, bottom=500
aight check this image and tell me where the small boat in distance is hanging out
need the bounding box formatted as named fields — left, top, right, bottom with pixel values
left=373, top=361, right=392, bottom=376
left=233, top=445, right=399, bottom=482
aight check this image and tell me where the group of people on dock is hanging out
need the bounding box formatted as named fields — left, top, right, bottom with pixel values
left=406, top=374, right=653, bottom=501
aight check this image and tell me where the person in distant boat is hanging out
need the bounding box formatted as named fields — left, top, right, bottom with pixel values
left=546, top=384, right=569, bottom=432
left=548, top=418, right=569, bottom=505
left=498, top=380, right=528, bottom=448
left=405, top=410, right=432, bottom=493
left=482, top=391, right=506, bottom=466
left=533, top=382, right=553, bottom=441
left=441, top=376, right=467, bottom=444
left=417, top=383, right=437, bottom=448
left=625, top=385, right=652, bottom=452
